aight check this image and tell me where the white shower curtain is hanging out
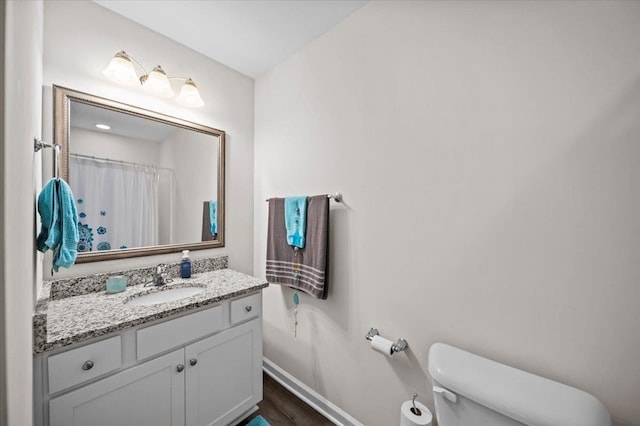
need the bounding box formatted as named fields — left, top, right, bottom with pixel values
left=71, top=156, right=159, bottom=252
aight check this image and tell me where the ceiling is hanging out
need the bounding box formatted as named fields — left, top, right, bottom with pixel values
left=93, top=0, right=367, bottom=78
left=71, top=101, right=177, bottom=142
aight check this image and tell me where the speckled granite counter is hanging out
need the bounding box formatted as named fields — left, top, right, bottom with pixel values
left=34, top=268, right=268, bottom=354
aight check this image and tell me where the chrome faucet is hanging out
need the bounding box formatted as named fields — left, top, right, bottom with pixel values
left=154, top=264, right=168, bottom=286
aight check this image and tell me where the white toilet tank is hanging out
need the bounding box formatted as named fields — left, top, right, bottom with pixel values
left=428, top=343, right=611, bottom=426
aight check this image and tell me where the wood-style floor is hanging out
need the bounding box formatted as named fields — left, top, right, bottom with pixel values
left=238, top=373, right=334, bottom=426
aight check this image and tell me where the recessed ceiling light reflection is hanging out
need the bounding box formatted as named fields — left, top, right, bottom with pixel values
left=95, top=124, right=111, bottom=130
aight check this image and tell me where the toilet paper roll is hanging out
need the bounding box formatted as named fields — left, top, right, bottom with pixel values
left=371, top=335, right=394, bottom=355
left=401, top=400, right=432, bottom=426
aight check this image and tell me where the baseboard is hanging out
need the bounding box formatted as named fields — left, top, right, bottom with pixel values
left=262, top=357, right=363, bottom=426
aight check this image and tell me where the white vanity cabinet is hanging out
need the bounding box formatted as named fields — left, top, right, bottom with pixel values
left=185, top=319, right=262, bottom=426
left=36, top=292, right=263, bottom=426
left=50, top=348, right=186, bottom=426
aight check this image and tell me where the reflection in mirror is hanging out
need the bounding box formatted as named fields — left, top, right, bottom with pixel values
left=54, top=86, right=225, bottom=263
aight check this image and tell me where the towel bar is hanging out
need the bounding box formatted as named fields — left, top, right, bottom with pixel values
left=266, top=192, right=342, bottom=202
left=34, top=137, right=61, bottom=179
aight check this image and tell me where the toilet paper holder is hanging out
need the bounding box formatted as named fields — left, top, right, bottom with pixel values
left=366, top=327, right=408, bottom=353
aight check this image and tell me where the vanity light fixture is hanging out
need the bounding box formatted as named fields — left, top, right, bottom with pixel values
left=103, top=50, right=205, bottom=108
left=95, top=124, right=111, bottom=130
left=176, top=78, right=205, bottom=108
left=141, top=65, right=174, bottom=98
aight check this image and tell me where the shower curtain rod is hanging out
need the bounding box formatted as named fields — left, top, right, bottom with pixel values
left=70, top=153, right=176, bottom=173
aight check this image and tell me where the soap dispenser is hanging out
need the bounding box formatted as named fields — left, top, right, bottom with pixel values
left=180, top=250, right=192, bottom=278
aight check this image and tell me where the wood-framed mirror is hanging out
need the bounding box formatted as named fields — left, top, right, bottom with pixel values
left=53, top=85, right=225, bottom=263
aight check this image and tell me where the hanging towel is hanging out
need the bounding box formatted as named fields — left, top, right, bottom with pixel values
left=284, top=196, right=308, bottom=248
left=201, top=201, right=217, bottom=241
left=209, top=200, right=217, bottom=235
left=36, top=178, right=79, bottom=272
left=266, top=195, right=329, bottom=299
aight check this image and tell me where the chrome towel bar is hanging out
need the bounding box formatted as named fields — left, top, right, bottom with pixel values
left=266, top=192, right=342, bottom=202
left=34, top=137, right=61, bottom=179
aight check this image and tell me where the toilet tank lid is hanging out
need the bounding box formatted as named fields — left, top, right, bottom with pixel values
left=428, top=343, right=611, bottom=426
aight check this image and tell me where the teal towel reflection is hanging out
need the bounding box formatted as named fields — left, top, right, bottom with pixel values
left=209, top=200, right=217, bottom=234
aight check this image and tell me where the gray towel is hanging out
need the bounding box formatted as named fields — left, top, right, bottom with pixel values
left=266, top=195, right=329, bottom=299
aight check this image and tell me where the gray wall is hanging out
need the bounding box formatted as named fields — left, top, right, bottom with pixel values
left=254, top=2, right=640, bottom=425
left=3, top=1, right=44, bottom=424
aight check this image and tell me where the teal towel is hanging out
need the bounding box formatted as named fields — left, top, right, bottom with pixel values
left=36, top=178, right=79, bottom=272
left=284, top=196, right=308, bottom=248
left=209, top=200, right=217, bottom=234
left=247, top=415, right=270, bottom=426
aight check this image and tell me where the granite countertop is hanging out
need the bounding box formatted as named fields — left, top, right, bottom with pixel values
left=33, top=268, right=268, bottom=354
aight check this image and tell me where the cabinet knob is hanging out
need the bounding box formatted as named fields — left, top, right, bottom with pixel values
left=245, top=305, right=252, bottom=312
left=189, top=358, right=198, bottom=366
left=176, top=364, right=185, bottom=373
left=82, top=360, right=94, bottom=371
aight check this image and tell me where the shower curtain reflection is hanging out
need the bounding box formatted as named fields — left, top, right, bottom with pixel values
left=70, top=155, right=176, bottom=252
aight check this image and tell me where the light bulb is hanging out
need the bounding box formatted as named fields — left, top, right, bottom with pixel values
left=142, top=65, right=174, bottom=98
left=103, top=51, right=138, bottom=86
left=176, top=79, right=204, bottom=107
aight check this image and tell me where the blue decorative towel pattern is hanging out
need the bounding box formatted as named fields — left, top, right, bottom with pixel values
left=209, top=200, right=217, bottom=234
left=36, top=178, right=80, bottom=272
left=246, top=415, right=270, bottom=426
left=284, top=196, right=308, bottom=248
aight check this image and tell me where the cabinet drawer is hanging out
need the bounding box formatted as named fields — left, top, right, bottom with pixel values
left=48, top=336, right=122, bottom=394
left=137, top=305, right=223, bottom=360
left=230, top=293, right=261, bottom=325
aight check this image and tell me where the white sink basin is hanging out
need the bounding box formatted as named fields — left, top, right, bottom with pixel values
left=126, top=286, right=205, bottom=306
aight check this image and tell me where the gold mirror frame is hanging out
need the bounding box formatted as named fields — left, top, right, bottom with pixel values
left=53, top=85, right=225, bottom=263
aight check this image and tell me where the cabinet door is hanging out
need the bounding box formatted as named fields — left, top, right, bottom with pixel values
left=50, top=348, right=185, bottom=426
left=185, top=318, right=262, bottom=426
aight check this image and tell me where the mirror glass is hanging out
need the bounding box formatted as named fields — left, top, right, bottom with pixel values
left=54, top=86, right=225, bottom=263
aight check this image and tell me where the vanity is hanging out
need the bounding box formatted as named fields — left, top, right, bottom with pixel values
left=34, top=85, right=266, bottom=425
left=33, top=257, right=269, bottom=426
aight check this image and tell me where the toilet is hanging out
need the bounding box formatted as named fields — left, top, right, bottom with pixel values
left=428, top=343, right=611, bottom=426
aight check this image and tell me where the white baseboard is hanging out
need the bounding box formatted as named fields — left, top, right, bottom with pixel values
left=262, top=357, right=363, bottom=426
